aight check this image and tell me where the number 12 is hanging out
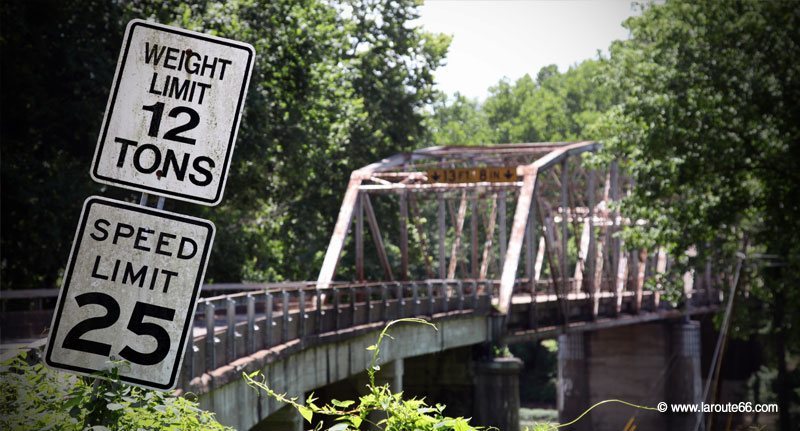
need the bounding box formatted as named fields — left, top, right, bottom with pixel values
left=142, top=102, right=199, bottom=145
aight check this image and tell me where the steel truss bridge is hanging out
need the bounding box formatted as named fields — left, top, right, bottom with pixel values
left=2, top=142, right=726, bottom=430
left=171, top=141, right=724, bottom=390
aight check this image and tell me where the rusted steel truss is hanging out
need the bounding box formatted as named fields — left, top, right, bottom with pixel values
left=315, top=142, right=703, bottom=319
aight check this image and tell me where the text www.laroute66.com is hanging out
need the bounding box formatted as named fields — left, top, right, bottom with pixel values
left=656, top=401, right=778, bottom=414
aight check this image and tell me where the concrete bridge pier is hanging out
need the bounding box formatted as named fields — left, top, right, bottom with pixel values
left=557, top=332, right=591, bottom=431
left=474, top=356, right=523, bottom=431
left=668, top=321, right=702, bottom=430
left=557, top=320, right=703, bottom=431
left=403, top=345, right=523, bottom=431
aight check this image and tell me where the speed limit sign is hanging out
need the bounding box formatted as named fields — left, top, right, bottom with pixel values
left=45, top=196, right=214, bottom=389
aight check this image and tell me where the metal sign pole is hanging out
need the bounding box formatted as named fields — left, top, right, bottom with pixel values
left=45, top=18, right=251, bottom=392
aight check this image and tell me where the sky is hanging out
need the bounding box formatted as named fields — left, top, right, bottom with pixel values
left=415, top=0, right=640, bottom=100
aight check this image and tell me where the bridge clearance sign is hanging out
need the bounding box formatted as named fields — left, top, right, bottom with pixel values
left=90, top=19, right=254, bottom=206
left=46, top=20, right=253, bottom=390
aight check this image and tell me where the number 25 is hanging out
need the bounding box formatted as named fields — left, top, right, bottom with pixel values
left=62, top=292, right=175, bottom=366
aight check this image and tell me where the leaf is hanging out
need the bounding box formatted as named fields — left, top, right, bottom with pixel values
left=298, top=405, right=313, bottom=423
left=63, top=396, right=82, bottom=409
left=366, top=344, right=377, bottom=351
left=331, top=399, right=355, bottom=408
left=348, top=415, right=362, bottom=428
left=106, top=402, right=124, bottom=411
left=327, top=423, right=349, bottom=431
left=453, top=418, right=471, bottom=431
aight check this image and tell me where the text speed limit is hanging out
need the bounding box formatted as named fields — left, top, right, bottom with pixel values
left=45, top=196, right=214, bottom=390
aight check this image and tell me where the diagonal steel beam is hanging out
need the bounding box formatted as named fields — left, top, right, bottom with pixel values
left=363, top=194, right=394, bottom=281
left=316, top=153, right=410, bottom=289
left=497, top=141, right=599, bottom=315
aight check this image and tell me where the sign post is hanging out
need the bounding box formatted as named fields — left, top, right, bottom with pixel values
left=90, top=19, right=255, bottom=205
left=45, top=197, right=214, bottom=389
left=46, top=19, right=254, bottom=390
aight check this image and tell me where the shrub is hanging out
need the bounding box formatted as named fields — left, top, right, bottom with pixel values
left=0, top=349, right=231, bottom=431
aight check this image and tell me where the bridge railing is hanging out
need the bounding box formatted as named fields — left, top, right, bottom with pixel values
left=502, top=267, right=723, bottom=339
left=178, top=280, right=494, bottom=389
left=176, top=271, right=722, bottom=388
left=0, top=282, right=314, bottom=343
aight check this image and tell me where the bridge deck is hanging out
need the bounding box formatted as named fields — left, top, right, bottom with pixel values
left=1, top=278, right=721, bottom=395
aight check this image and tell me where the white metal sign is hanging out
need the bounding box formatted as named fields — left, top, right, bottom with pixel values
left=45, top=196, right=214, bottom=389
left=91, top=19, right=255, bottom=205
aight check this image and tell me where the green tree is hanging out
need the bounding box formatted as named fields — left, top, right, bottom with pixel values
left=430, top=60, right=616, bottom=147
left=0, top=0, right=125, bottom=290
left=0, top=0, right=449, bottom=288
left=428, top=93, right=491, bottom=146
left=594, top=1, right=800, bottom=427
left=484, top=60, right=615, bottom=143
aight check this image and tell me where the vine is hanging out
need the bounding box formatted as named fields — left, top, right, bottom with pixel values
left=244, top=318, right=481, bottom=430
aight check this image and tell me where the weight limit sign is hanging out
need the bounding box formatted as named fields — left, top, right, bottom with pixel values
left=91, top=19, right=255, bottom=205
left=45, top=196, right=214, bottom=390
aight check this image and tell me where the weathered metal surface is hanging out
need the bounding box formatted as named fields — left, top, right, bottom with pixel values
left=499, top=169, right=537, bottom=314
left=426, top=166, right=518, bottom=183
left=399, top=191, right=409, bottom=280
left=498, top=191, right=508, bottom=271
left=316, top=153, right=411, bottom=289
left=363, top=194, right=394, bottom=281
left=290, top=141, right=721, bottom=335
left=438, top=193, right=447, bottom=279
left=90, top=20, right=255, bottom=205
left=479, top=196, right=498, bottom=279
left=316, top=178, right=361, bottom=289
left=45, top=196, right=214, bottom=390
left=408, top=194, right=435, bottom=278
left=448, top=192, right=468, bottom=279
left=355, top=193, right=364, bottom=282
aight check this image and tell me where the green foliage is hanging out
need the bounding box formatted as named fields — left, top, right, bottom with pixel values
left=0, top=351, right=231, bottom=430
left=591, top=0, right=800, bottom=349
left=428, top=1, right=799, bottom=421
left=491, top=345, right=512, bottom=359
left=0, top=0, right=449, bottom=289
left=429, top=93, right=492, bottom=146
left=591, top=0, right=800, bottom=425
left=593, top=0, right=800, bottom=280
left=0, top=0, right=126, bottom=290
left=430, top=59, right=616, bottom=146
left=244, top=318, right=481, bottom=430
